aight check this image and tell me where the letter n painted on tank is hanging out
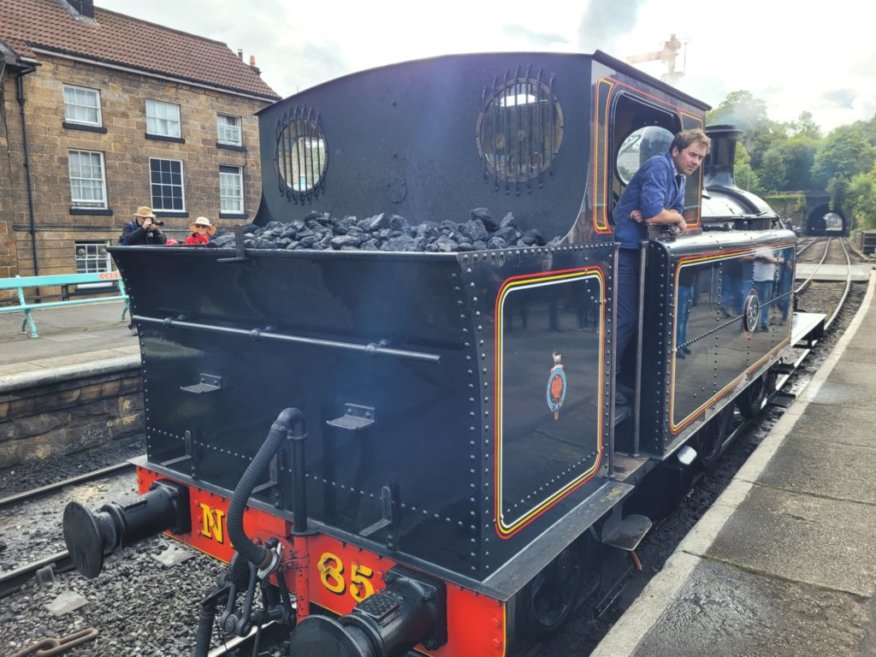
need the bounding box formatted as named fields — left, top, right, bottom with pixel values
left=199, top=503, right=226, bottom=544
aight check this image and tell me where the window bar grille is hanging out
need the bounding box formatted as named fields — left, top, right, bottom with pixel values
left=501, top=68, right=511, bottom=195
left=522, top=66, right=532, bottom=195
left=293, top=108, right=305, bottom=204
left=305, top=109, right=315, bottom=202
left=511, top=66, right=522, bottom=196
left=277, top=112, right=289, bottom=199
left=307, top=107, right=317, bottom=201
left=536, top=68, right=546, bottom=189
left=548, top=73, right=557, bottom=179
left=482, top=85, right=490, bottom=185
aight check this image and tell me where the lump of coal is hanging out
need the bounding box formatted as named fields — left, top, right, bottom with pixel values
left=215, top=209, right=555, bottom=253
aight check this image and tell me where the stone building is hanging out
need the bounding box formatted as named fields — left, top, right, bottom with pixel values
left=0, top=0, right=280, bottom=282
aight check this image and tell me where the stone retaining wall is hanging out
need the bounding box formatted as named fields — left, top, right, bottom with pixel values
left=0, top=364, right=143, bottom=468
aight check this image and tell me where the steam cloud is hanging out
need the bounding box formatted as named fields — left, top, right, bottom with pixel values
left=577, top=0, right=647, bottom=53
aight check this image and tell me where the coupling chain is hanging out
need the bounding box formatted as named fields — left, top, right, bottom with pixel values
left=10, top=628, right=98, bottom=657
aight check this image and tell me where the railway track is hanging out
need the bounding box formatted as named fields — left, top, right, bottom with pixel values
left=795, top=238, right=858, bottom=330
left=0, top=461, right=135, bottom=598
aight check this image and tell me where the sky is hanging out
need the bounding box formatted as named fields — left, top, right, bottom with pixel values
left=96, top=0, right=876, bottom=133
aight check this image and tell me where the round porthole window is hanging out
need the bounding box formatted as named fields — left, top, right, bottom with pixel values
left=276, top=108, right=327, bottom=198
left=477, top=74, right=564, bottom=183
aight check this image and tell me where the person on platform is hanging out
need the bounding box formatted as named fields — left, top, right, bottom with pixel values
left=752, top=247, right=783, bottom=331
left=184, top=217, right=217, bottom=245
left=118, top=206, right=167, bottom=246
left=612, top=128, right=711, bottom=404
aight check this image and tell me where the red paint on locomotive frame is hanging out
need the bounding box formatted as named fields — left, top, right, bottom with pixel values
left=136, top=467, right=509, bottom=656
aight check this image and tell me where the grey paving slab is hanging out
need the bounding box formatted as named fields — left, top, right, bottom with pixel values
left=0, top=300, right=141, bottom=387
left=0, top=325, right=135, bottom=369
left=707, top=485, right=876, bottom=597
left=758, top=435, right=876, bottom=505
left=632, top=558, right=872, bottom=657
left=787, top=402, right=876, bottom=449
left=0, top=361, right=38, bottom=375
left=806, top=377, right=874, bottom=409
left=838, top=345, right=876, bottom=364
left=0, top=300, right=127, bottom=339
left=824, top=359, right=876, bottom=386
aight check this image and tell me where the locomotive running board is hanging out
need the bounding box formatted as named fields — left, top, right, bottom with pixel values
left=791, top=311, right=826, bottom=347
left=483, top=480, right=635, bottom=601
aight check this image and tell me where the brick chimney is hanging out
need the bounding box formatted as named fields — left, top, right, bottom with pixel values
left=66, top=0, right=95, bottom=19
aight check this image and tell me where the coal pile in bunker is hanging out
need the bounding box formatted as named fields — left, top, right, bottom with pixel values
left=210, top=208, right=562, bottom=253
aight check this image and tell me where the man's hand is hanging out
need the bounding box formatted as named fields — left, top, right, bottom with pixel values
left=143, top=218, right=154, bottom=230
left=630, top=210, right=643, bottom=223
left=676, top=218, right=688, bottom=234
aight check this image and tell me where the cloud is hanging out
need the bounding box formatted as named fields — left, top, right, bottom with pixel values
left=578, top=0, right=647, bottom=52
left=95, top=0, right=876, bottom=132
left=502, top=23, right=568, bottom=48
left=822, top=89, right=856, bottom=110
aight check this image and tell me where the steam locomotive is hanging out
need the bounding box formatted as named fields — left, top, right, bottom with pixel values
left=62, top=51, right=824, bottom=657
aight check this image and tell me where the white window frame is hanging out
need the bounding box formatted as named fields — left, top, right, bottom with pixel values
left=219, top=166, right=244, bottom=213
left=217, top=114, right=242, bottom=146
left=146, top=99, right=181, bottom=138
left=64, top=85, right=102, bottom=126
left=68, top=150, right=108, bottom=209
left=149, top=158, right=186, bottom=212
left=74, top=241, right=114, bottom=276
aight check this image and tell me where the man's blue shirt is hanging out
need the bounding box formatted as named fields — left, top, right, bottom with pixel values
left=614, top=151, right=685, bottom=249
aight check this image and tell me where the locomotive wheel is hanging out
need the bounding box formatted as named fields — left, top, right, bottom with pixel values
left=737, top=372, right=770, bottom=418
left=518, top=542, right=584, bottom=636
left=699, top=405, right=733, bottom=469
left=737, top=371, right=777, bottom=419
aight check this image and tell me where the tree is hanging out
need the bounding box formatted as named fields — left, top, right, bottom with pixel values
left=759, top=135, right=818, bottom=192
left=789, top=111, right=821, bottom=139
left=759, top=146, right=788, bottom=191
left=733, top=141, right=760, bottom=193
left=846, top=163, right=876, bottom=230
left=811, top=123, right=876, bottom=187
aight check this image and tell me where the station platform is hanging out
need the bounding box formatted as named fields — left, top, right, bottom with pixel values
left=592, top=271, right=876, bottom=657
left=0, top=300, right=137, bottom=389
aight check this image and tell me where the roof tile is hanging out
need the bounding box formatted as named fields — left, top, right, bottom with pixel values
left=0, top=0, right=280, bottom=100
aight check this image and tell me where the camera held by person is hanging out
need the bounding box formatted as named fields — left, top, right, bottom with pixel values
left=119, top=206, right=167, bottom=246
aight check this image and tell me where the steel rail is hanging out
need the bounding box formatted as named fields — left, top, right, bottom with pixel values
left=795, top=237, right=817, bottom=258
left=0, top=461, right=134, bottom=510
left=824, top=238, right=854, bottom=332
left=794, top=237, right=832, bottom=295
left=0, top=551, right=72, bottom=599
